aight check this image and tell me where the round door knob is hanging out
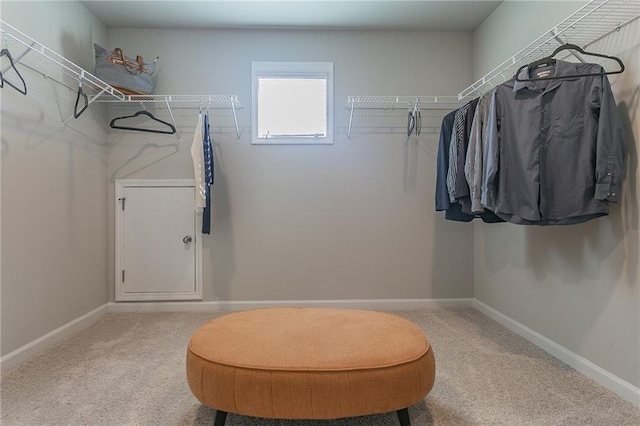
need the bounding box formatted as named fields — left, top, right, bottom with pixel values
left=183, top=236, right=192, bottom=244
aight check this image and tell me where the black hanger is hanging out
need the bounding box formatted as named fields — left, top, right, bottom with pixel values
left=110, top=110, right=176, bottom=134
left=515, top=43, right=625, bottom=82
left=74, top=82, right=89, bottom=119
left=0, top=48, right=27, bottom=95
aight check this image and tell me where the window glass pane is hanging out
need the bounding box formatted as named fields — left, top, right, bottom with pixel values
left=257, top=78, right=327, bottom=138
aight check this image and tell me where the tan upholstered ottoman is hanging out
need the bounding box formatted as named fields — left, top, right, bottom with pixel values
left=186, top=308, right=435, bottom=425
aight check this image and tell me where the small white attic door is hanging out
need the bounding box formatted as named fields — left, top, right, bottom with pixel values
left=115, top=179, right=202, bottom=301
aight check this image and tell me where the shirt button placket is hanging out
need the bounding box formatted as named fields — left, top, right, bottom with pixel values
left=539, top=97, right=549, bottom=220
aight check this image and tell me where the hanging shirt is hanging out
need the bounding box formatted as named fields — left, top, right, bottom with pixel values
left=436, top=110, right=472, bottom=222
left=481, top=94, right=499, bottom=212
left=465, top=89, right=496, bottom=214
left=202, top=113, right=214, bottom=234
left=203, top=114, right=214, bottom=186
left=446, top=106, right=468, bottom=203
left=190, top=113, right=206, bottom=212
left=484, top=60, right=627, bottom=225
left=454, top=97, right=479, bottom=202
left=435, top=109, right=504, bottom=224
left=436, top=110, right=457, bottom=211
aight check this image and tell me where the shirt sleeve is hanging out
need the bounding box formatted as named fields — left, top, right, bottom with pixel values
left=435, top=115, right=452, bottom=211
left=455, top=102, right=474, bottom=199
left=447, top=122, right=458, bottom=203
left=593, top=74, right=626, bottom=203
left=466, top=103, right=484, bottom=213
left=481, top=91, right=499, bottom=210
left=190, top=113, right=206, bottom=212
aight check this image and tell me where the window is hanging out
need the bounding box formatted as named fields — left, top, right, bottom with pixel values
left=252, top=62, right=333, bottom=144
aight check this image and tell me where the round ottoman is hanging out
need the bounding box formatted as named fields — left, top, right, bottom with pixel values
left=186, top=308, right=435, bottom=425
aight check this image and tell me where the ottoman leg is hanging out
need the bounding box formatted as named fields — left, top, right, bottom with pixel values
left=397, top=407, right=411, bottom=426
left=214, top=410, right=228, bottom=426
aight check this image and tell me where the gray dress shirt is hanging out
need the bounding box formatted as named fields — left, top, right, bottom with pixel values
left=484, top=60, right=626, bottom=225
left=455, top=98, right=479, bottom=202
left=446, top=106, right=467, bottom=202
left=465, top=89, right=496, bottom=213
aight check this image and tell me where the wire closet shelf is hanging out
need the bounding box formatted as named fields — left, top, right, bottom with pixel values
left=345, top=96, right=463, bottom=109
left=458, top=0, right=640, bottom=99
left=344, top=96, right=468, bottom=140
left=95, top=94, right=241, bottom=109
left=0, top=19, right=242, bottom=139
left=96, top=95, right=243, bottom=140
left=0, top=19, right=126, bottom=104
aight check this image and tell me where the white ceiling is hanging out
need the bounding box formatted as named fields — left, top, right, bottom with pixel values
left=80, top=1, right=503, bottom=31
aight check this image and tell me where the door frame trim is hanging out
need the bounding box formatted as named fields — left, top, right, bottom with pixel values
left=115, top=179, right=203, bottom=301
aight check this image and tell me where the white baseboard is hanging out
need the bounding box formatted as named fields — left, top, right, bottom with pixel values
left=108, top=298, right=474, bottom=313
left=473, top=299, right=640, bottom=408
left=0, top=303, right=109, bottom=372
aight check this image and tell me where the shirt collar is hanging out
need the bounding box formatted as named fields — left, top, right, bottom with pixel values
left=513, top=60, right=580, bottom=92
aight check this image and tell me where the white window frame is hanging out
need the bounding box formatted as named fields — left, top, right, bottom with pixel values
left=252, top=61, right=334, bottom=145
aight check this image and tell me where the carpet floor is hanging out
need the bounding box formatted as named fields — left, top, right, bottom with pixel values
left=1, top=308, right=639, bottom=425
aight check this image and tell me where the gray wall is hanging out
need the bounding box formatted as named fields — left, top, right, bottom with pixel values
left=106, top=28, right=475, bottom=302
left=1, top=1, right=109, bottom=356
left=472, top=2, right=640, bottom=387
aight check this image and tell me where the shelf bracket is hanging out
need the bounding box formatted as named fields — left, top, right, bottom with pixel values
left=165, top=98, right=182, bottom=143
left=347, top=98, right=355, bottom=140
left=230, top=97, right=240, bottom=139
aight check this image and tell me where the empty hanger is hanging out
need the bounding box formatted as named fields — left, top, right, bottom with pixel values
left=515, top=43, right=625, bottom=82
left=0, top=48, right=27, bottom=95
left=110, top=110, right=177, bottom=134
left=74, top=78, right=89, bottom=119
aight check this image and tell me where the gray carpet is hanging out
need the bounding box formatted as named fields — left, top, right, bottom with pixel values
left=1, top=308, right=639, bottom=425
